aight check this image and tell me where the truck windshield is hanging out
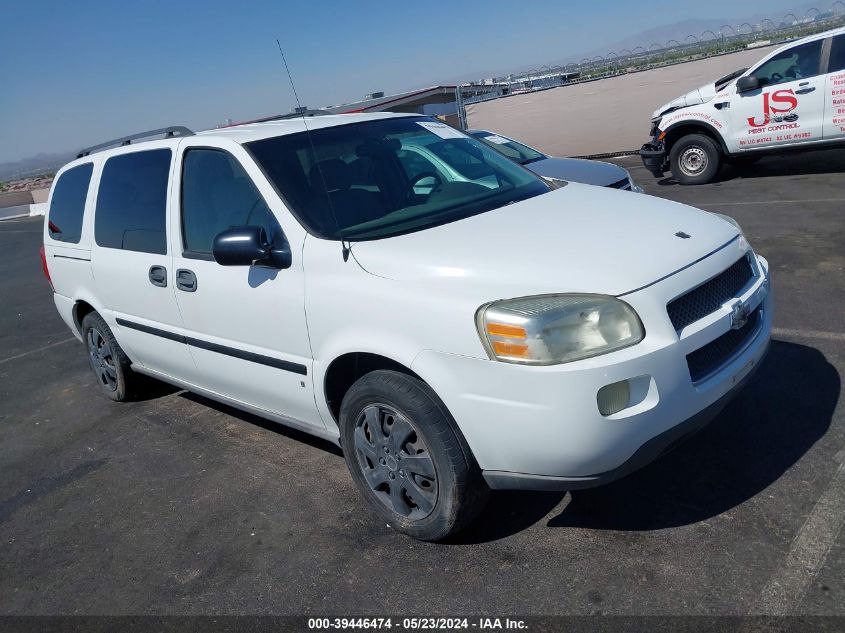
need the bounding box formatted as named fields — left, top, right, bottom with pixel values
left=246, top=117, right=549, bottom=241
left=470, top=131, right=547, bottom=165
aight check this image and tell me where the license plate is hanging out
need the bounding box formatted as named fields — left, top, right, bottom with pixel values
left=732, top=358, right=755, bottom=385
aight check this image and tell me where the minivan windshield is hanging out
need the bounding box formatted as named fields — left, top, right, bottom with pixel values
left=247, top=116, right=550, bottom=240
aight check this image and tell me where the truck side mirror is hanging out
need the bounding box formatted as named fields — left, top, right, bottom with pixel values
left=736, top=76, right=760, bottom=93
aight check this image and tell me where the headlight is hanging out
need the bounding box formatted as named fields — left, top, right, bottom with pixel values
left=649, top=117, right=662, bottom=137
left=476, top=294, right=645, bottom=365
left=712, top=212, right=742, bottom=234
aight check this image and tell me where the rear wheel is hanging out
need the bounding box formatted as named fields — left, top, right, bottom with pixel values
left=81, top=312, right=139, bottom=402
left=670, top=134, right=721, bottom=185
left=340, top=370, right=487, bottom=541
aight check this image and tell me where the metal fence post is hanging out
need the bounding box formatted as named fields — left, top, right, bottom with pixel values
left=456, top=86, right=467, bottom=130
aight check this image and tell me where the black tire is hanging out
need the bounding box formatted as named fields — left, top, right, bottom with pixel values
left=340, top=370, right=488, bottom=541
left=81, top=312, right=138, bottom=402
left=669, top=134, right=721, bottom=185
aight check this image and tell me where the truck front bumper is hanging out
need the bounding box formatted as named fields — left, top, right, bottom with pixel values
left=640, top=142, right=667, bottom=177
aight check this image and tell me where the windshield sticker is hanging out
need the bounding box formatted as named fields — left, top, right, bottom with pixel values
left=417, top=121, right=465, bottom=140
left=482, top=134, right=511, bottom=145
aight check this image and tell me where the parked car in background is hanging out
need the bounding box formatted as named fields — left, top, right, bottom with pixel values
left=469, top=129, right=644, bottom=191
left=641, top=26, right=845, bottom=184
left=42, top=113, right=770, bottom=541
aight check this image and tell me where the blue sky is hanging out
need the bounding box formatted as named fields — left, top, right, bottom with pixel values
left=0, top=0, right=809, bottom=163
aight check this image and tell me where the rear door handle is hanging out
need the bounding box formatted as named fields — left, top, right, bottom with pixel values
left=176, top=269, right=197, bottom=292
left=148, top=265, right=167, bottom=287
left=795, top=86, right=815, bottom=94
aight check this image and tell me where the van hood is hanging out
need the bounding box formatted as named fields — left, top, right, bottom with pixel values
left=652, top=81, right=719, bottom=119
left=350, top=183, right=738, bottom=297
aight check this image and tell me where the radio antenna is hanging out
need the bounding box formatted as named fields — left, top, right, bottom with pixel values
left=275, top=39, right=350, bottom=261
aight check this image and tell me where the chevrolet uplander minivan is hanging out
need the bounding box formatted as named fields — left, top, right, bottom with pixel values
left=42, top=113, right=772, bottom=540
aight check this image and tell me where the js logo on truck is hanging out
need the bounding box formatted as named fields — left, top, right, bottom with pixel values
left=747, top=89, right=799, bottom=127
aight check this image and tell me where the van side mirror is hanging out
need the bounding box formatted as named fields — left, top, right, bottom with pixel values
left=212, top=225, right=292, bottom=269
left=736, top=75, right=760, bottom=93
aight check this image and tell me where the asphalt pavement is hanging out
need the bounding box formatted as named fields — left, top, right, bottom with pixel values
left=1, top=150, right=843, bottom=616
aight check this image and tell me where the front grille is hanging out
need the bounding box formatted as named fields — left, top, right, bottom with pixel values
left=686, top=306, right=761, bottom=383
left=606, top=177, right=632, bottom=190
left=667, top=254, right=755, bottom=331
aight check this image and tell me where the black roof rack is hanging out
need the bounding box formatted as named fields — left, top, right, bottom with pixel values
left=77, top=126, right=194, bottom=158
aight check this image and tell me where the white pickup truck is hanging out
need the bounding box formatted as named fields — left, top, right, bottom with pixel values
left=641, top=26, right=845, bottom=184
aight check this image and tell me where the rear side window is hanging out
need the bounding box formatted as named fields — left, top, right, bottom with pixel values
left=48, top=163, right=93, bottom=243
left=181, top=148, right=280, bottom=255
left=95, top=149, right=171, bottom=254
left=829, top=34, right=845, bottom=74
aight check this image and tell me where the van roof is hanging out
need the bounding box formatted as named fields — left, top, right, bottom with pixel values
left=195, top=111, right=418, bottom=145
left=62, top=111, right=420, bottom=174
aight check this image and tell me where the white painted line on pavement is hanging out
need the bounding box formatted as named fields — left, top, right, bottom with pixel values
left=698, top=198, right=845, bottom=207
left=0, top=337, right=76, bottom=365
left=755, top=460, right=845, bottom=614
left=772, top=327, right=845, bottom=343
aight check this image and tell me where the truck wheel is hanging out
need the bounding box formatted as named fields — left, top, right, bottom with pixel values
left=340, top=370, right=488, bottom=541
left=81, top=312, right=139, bottom=402
left=670, top=134, right=721, bottom=185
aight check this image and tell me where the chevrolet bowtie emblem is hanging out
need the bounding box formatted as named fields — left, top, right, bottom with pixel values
left=729, top=301, right=750, bottom=330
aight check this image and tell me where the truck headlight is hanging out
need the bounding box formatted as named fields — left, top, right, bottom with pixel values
left=649, top=117, right=662, bottom=137
left=476, top=294, right=645, bottom=365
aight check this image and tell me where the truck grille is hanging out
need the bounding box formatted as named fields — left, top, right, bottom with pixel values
left=606, top=177, right=632, bottom=190
left=667, top=253, right=755, bottom=331
left=686, top=305, right=761, bottom=383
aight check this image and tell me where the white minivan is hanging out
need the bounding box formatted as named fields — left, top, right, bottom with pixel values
left=641, top=26, right=845, bottom=184
left=42, top=113, right=772, bottom=540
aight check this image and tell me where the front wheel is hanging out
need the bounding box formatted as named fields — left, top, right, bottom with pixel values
left=340, top=370, right=487, bottom=541
left=669, top=134, right=721, bottom=185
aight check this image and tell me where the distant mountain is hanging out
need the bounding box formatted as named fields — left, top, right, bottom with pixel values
left=0, top=151, right=77, bottom=181
left=453, top=2, right=828, bottom=81
left=577, top=3, right=823, bottom=60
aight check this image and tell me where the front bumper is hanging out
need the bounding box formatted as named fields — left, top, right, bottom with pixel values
left=483, top=342, right=766, bottom=491
left=411, top=247, right=772, bottom=491
left=640, top=142, right=667, bottom=177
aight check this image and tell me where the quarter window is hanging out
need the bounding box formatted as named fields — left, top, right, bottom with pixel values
left=829, top=34, right=845, bottom=74
left=751, top=40, right=823, bottom=87
left=95, top=149, right=171, bottom=255
left=181, top=148, right=280, bottom=255
left=48, top=163, right=93, bottom=243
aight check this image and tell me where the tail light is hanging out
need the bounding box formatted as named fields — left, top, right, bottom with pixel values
left=39, top=245, right=54, bottom=291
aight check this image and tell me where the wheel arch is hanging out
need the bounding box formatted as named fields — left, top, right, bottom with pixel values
left=663, top=121, right=729, bottom=156
left=72, top=299, right=98, bottom=336
left=323, top=352, right=424, bottom=427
